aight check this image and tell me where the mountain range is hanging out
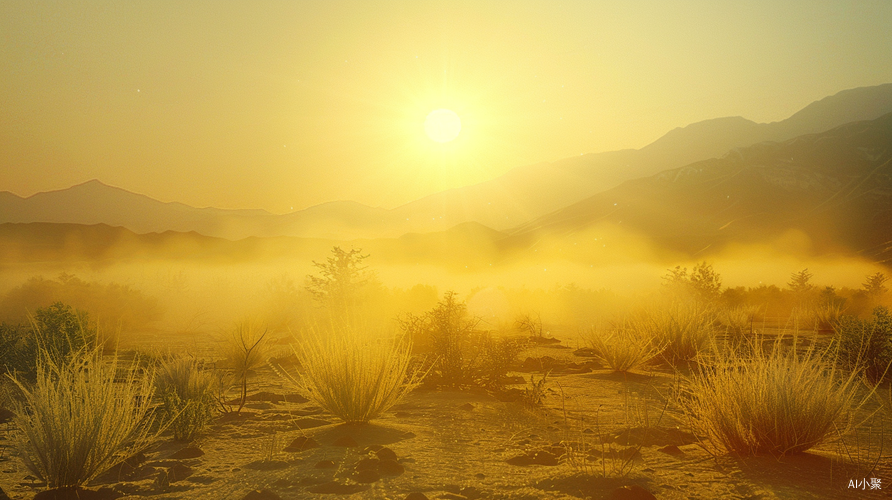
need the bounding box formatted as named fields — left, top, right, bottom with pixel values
left=3, top=84, right=892, bottom=243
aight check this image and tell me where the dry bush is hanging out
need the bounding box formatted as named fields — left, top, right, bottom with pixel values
left=7, top=348, right=156, bottom=488
left=835, top=306, right=892, bottom=384
left=222, top=320, right=269, bottom=413
left=155, top=355, right=216, bottom=441
left=632, top=303, right=714, bottom=367
left=281, top=329, right=421, bottom=423
left=586, top=325, right=664, bottom=372
left=685, top=338, right=861, bottom=456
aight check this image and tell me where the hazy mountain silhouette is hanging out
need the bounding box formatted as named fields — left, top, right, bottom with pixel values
left=3, top=83, right=891, bottom=240
left=509, top=111, right=892, bottom=263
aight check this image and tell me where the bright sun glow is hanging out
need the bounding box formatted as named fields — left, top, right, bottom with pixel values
left=424, top=109, right=462, bottom=143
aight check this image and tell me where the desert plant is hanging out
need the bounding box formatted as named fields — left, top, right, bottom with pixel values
left=587, top=325, right=664, bottom=372
left=631, top=303, right=714, bottom=367
left=156, top=355, right=216, bottom=441
left=223, top=321, right=269, bottom=414
left=399, top=291, right=481, bottom=387
left=835, top=306, right=892, bottom=384
left=7, top=348, right=156, bottom=488
left=515, top=313, right=544, bottom=338
left=685, top=338, right=862, bottom=456
left=281, top=329, right=422, bottom=424
left=478, top=334, right=527, bottom=388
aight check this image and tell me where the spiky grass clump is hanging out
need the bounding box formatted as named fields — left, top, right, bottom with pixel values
left=8, top=348, right=156, bottom=488
left=289, top=330, right=421, bottom=424
left=632, top=303, right=714, bottom=367
left=685, top=340, right=860, bottom=456
left=156, top=356, right=216, bottom=441
left=587, top=325, right=664, bottom=372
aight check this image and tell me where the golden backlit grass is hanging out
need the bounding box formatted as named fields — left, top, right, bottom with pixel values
left=287, top=329, right=422, bottom=424
left=685, top=338, right=861, bottom=456
left=7, top=348, right=156, bottom=488
left=586, top=324, right=664, bottom=372
left=156, top=355, right=216, bottom=441
left=632, top=303, right=714, bottom=367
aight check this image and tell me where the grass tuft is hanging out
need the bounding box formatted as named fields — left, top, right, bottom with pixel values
left=8, top=348, right=156, bottom=488
left=155, top=355, right=216, bottom=441
left=586, top=324, right=664, bottom=372
left=287, top=329, right=422, bottom=424
left=631, top=303, right=714, bottom=367
left=685, top=338, right=861, bottom=456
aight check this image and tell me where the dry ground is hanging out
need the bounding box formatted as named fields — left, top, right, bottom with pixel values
left=1, top=329, right=890, bottom=500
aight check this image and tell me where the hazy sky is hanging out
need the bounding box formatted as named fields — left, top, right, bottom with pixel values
left=3, top=1, right=892, bottom=213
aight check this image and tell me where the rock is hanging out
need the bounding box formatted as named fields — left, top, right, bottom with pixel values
left=437, top=494, right=468, bottom=500
left=170, top=446, right=204, bottom=459
left=154, top=469, right=170, bottom=491
left=306, top=481, right=369, bottom=494
left=474, top=473, right=485, bottom=480
left=460, top=486, right=484, bottom=499
left=333, top=435, right=359, bottom=447
left=166, top=463, right=193, bottom=482
left=377, top=459, right=404, bottom=476
left=246, top=391, right=285, bottom=403
left=506, top=449, right=559, bottom=466
left=293, top=417, right=331, bottom=429
left=355, top=458, right=380, bottom=471
left=376, top=447, right=398, bottom=461
left=352, top=469, right=380, bottom=483
left=241, top=489, right=283, bottom=500
left=283, top=436, right=319, bottom=452
left=314, top=460, right=337, bottom=469
left=404, top=494, right=429, bottom=500
left=657, top=444, right=684, bottom=456
left=458, top=403, right=474, bottom=411
left=610, top=485, right=657, bottom=500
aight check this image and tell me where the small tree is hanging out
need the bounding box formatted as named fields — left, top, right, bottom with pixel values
left=862, top=272, right=889, bottom=303
left=223, top=321, right=269, bottom=414
left=306, top=247, right=372, bottom=315
left=788, top=269, right=814, bottom=293
left=690, top=262, right=722, bottom=303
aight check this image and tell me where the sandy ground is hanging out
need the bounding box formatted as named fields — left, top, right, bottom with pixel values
left=1, top=330, right=890, bottom=500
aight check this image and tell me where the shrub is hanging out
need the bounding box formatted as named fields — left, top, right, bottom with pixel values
left=7, top=348, right=156, bottom=488
left=631, top=303, right=714, bottom=367
left=587, top=325, right=664, bottom=372
left=156, top=356, right=216, bottom=441
left=285, top=329, right=421, bottom=423
left=478, top=334, right=527, bottom=388
left=222, top=320, right=269, bottom=414
left=835, top=306, right=892, bottom=384
left=399, top=291, right=481, bottom=387
left=32, top=302, right=96, bottom=364
left=685, top=339, right=861, bottom=456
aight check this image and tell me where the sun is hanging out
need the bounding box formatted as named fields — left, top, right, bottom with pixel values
left=424, top=109, right=462, bottom=143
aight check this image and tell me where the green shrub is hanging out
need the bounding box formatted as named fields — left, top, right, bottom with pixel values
left=285, top=329, right=421, bottom=423
left=7, top=348, right=156, bottom=488
left=835, top=306, right=892, bottom=384
left=156, top=356, right=216, bottom=441
left=685, top=339, right=860, bottom=456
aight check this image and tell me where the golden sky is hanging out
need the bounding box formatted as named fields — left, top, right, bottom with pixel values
left=2, top=1, right=892, bottom=213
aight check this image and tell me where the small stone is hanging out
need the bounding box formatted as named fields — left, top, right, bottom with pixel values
left=404, top=494, right=429, bottom=500
left=459, top=403, right=474, bottom=411
left=377, top=459, right=404, bottom=476
left=241, top=489, right=283, bottom=500
left=376, top=447, right=398, bottom=461
left=314, top=460, right=337, bottom=469
left=352, top=469, right=380, bottom=483
left=333, top=435, right=359, bottom=447
left=474, top=473, right=485, bottom=480
left=283, top=436, right=319, bottom=452
left=657, top=444, right=684, bottom=456
left=610, top=485, right=657, bottom=500
left=355, top=458, right=380, bottom=471
left=167, top=463, right=193, bottom=482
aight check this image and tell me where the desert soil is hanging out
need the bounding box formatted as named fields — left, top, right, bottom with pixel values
left=1, top=329, right=890, bottom=500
